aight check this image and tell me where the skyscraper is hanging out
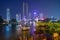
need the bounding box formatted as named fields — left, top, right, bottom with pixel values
left=16, top=14, right=19, bottom=22
left=22, top=2, right=28, bottom=20
left=23, top=2, right=25, bottom=19
left=26, top=3, right=28, bottom=19
left=40, top=13, right=45, bottom=20
left=6, top=8, right=10, bottom=22
left=19, top=14, right=21, bottom=21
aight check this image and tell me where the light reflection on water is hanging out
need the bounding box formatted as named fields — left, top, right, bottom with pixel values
left=16, top=24, right=22, bottom=36
left=4, top=24, right=11, bottom=39
left=3, top=23, right=32, bottom=40
left=4, top=24, right=22, bottom=38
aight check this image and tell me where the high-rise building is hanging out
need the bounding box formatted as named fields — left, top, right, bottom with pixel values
left=26, top=3, right=28, bottom=19
left=23, top=2, right=25, bottom=19
left=40, top=13, right=44, bottom=20
left=19, top=14, right=21, bottom=21
left=22, top=2, right=28, bottom=20
left=6, top=8, right=10, bottom=22
left=16, top=14, right=19, bottom=22
left=29, top=12, right=31, bottom=20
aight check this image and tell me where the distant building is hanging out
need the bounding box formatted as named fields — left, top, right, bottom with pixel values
left=50, top=16, right=58, bottom=22
left=22, top=2, right=28, bottom=19
left=40, top=13, right=45, bottom=20
left=16, top=14, right=19, bottom=22
left=6, top=8, right=10, bottom=22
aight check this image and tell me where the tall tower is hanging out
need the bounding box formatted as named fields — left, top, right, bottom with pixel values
left=29, top=12, right=31, bottom=20
left=7, top=8, right=10, bottom=22
left=22, top=2, right=28, bottom=20
left=23, top=2, right=25, bottom=19
left=26, top=3, right=28, bottom=19
left=19, top=14, right=21, bottom=21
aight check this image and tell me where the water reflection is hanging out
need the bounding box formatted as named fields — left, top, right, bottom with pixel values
left=4, top=24, right=11, bottom=39
left=3, top=24, right=20, bottom=40
left=16, top=24, right=22, bottom=36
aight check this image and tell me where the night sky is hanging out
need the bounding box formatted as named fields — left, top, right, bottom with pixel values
left=0, top=0, right=60, bottom=19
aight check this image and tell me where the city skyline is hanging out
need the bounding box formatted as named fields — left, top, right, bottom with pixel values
left=0, top=0, right=60, bottom=19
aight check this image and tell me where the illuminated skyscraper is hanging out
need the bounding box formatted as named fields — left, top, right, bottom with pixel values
left=16, top=14, right=19, bottom=22
left=6, top=8, right=10, bottom=22
left=16, top=14, right=21, bottom=22
left=23, top=2, right=25, bottom=19
left=40, top=13, right=44, bottom=20
left=26, top=3, right=28, bottom=19
left=29, top=12, right=31, bottom=20
left=22, top=2, right=28, bottom=19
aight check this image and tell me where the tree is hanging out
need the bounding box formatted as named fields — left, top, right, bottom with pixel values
left=44, top=18, right=51, bottom=22
left=10, top=18, right=16, bottom=22
left=0, top=16, right=4, bottom=34
left=10, top=18, right=17, bottom=33
left=0, top=16, right=4, bottom=27
left=57, top=20, right=60, bottom=23
left=0, top=16, right=3, bottom=24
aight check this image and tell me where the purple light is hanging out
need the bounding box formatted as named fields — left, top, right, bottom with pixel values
left=33, top=21, right=36, bottom=26
left=23, top=16, right=26, bottom=21
left=34, top=12, right=37, bottom=15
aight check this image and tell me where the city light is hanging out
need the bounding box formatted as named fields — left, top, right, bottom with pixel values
left=39, top=13, right=45, bottom=20
left=16, top=14, right=19, bottom=22
left=0, top=0, right=60, bottom=40
left=23, top=16, right=27, bottom=21
left=35, top=16, right=38, bottom=22
left=6, top=8, right=10, bottom=22
left=5, top=25, right=10, bottom=31
left=34, top=12, right=37, bottom=15
left=33, top=21, right=36, bottom=26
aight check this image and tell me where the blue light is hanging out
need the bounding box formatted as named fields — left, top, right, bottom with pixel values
left=6, top=26, right=10, bottom=31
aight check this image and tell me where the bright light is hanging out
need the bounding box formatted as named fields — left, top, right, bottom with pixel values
left=41, top=18, right=45, bottom=20
left=33, top=21, right=36, bottom=26
left=16, top=14, right=18, bottom=17
left=35, top=16, right=38, bottom=22
left=23, top=16, right=26, bottom=21
left=40, top=13, right=45, bottom=20
left=30, top=21, right=32, bottom=24
left=34, top=12, right=37, bottom=15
